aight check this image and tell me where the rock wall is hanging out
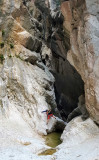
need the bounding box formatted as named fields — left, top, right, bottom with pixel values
left=0, top=0, right=57, bottom=135
left=0, top=1, right=99, bottom=160
left=1, top=0, right=99, bottom=132
left=61, top=0, right=99, bottom=123
left=34, top=0, right=85, bottom=121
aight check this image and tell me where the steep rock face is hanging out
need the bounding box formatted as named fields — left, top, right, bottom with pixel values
left=0, top=1, right=99, bottom=160
left=0, top=0, right=57, bottom=135
left=61, top=0, right=99, bottom=123
left=35, top=0, right=85, bottom=121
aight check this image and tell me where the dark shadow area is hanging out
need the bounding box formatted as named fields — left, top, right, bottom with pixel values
left=51, top=59, right=84, bottom=121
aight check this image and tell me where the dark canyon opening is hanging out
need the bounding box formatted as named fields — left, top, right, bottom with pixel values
left=34, top=0, right=85, bottom=122
left=53, top=60, right=84, bottom=121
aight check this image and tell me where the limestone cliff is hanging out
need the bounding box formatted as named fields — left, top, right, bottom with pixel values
left=0, top=0, right=57, bottom=135
left=61, top=0, right=99, bottom=124
left=0, top=0, right=99, bottom=131
left=0, top=0, right=99, bottom=160
left=35, top=0, right=85, bottom=121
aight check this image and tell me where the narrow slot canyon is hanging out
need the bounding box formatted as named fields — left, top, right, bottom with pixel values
left=0, top=0, right=99, bottom=160
left=34, top=0, right=86, bottom=123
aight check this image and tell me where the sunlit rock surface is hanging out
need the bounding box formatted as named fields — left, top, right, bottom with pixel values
left=0, top=4, right=60, bottom=160
left=54, top=117, right=99, bottom=160
left=1, top=116, right=99, bottom=160
left=0, top=0, right=60, bottom=158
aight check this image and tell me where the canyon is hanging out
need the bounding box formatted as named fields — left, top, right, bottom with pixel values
left=0, top=0, right=99, bottom=160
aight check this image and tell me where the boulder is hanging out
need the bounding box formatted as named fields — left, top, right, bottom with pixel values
left=54, top=117, right=99, bottom=160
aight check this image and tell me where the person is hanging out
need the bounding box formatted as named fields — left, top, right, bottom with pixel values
left=41, top=109, right=56, bottom=124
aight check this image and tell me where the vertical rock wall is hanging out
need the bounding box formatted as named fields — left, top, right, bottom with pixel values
left=61, top=0, right=99, bottom=123
left=34, top=0, right=84, bottom=121
left=0, top=0, right=57, bottom=135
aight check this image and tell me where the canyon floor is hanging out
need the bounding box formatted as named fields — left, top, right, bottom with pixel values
left=0, top=116, right=99, bottom=160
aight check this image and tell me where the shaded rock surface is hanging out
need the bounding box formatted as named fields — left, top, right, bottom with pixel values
left=61, top=0, right=99, bottom=124
left=67, top=94, right=89, bottom=122
left=34, top=0, right=85, bottom=121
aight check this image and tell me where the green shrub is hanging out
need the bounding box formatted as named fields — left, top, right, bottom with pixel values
left=0, top=54, right=5, bottom=63
left=15, top=54, right=23, bottom=61
left=15, top=54, right=19, bottom=58
left=10, top=43, right=14, bottom=49
left=9, top=54, right=12, bottom=58
left=0, top=42, right=4, bottom=48
left=2, top=30, right=5, bottom=37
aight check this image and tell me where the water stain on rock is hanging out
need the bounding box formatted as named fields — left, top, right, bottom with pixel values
left=38, top=132, right=62, bottom=156
left=38, top=149, right=56, bottom=156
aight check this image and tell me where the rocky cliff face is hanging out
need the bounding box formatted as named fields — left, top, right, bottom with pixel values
left=61, top=0, right=99, bottom=124
left=0, top=0, right=58, bottom=135
left=1, top=0, right=99, bottom=128
left=0, top=0, right=99, bottom=160
left=34, top=0, right=85, bottom=121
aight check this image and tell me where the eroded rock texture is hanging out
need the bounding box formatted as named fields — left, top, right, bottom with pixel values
left=0, top=0, right=58, bottom=135
left=1, top=0, right=98, bottom=128
left=61, top=0, right=99, bottom=123
left=55, top=117, right=99, bottom=160
left=34, top=0, right=84, bottom=121
left=0, top=0, right=99, bottom=160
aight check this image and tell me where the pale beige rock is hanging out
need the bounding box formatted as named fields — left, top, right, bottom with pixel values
left=54, top=117, right=99, bottom=160
left=61, top=1, right=72, bottom=32
left=0, top=56, right=56, bottom=135
left=67, top=50, right=75, bottom=67
left=15, top=45, right=41, bottom=63
left=0, top=0, right=57, bottom=137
